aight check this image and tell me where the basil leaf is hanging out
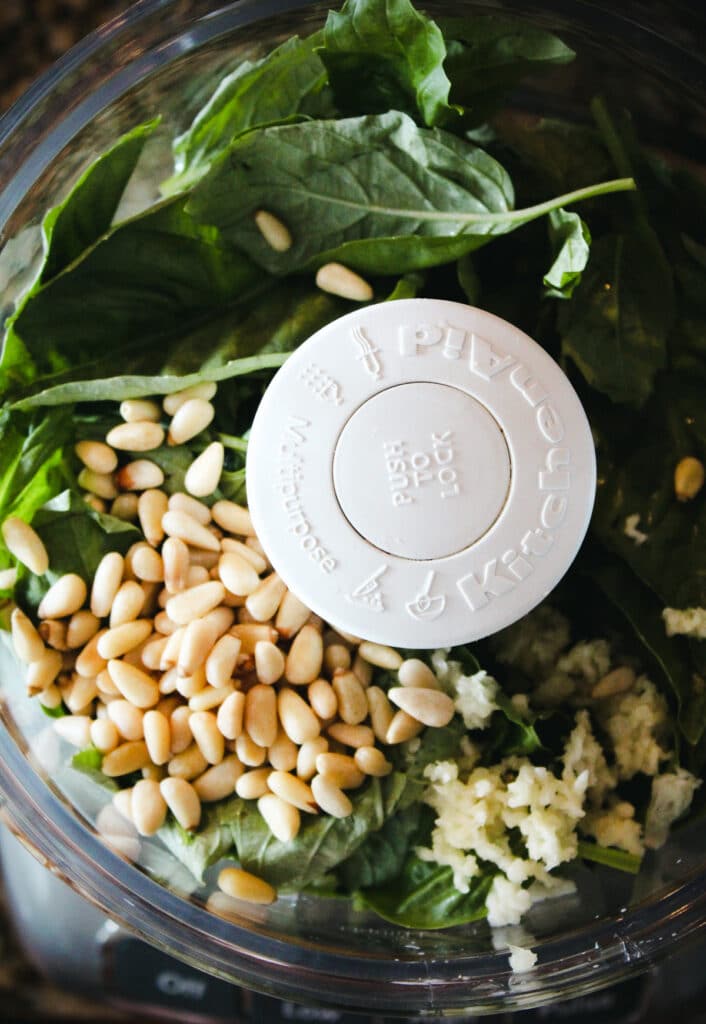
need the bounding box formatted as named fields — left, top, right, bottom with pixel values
left=319, top=0, right=455, bottom=127
left=189, top=111, right=633, bottom=276
left=559, top=231, right=672, bottom=406
left=0, top=407, right=74, bottom=567
left=441, top=15, right=574, bottom=119
left=231, top=774, right=406, bottom=889
left=15, top=491, right=140, bottom=615
left=356, top=855, right=493, bottom=929
left=71, top=747, right=118, bottom=793
left=587, top=561, right=705, bottom=745
left=577, top=840, right=642, bottom=875
left=543, top=208, right=591, bottom=299
left=8, top=200, right=262, bottom=404
left=337, top=804, right=422, bottom=891
left=159, top=797, right=238, bottom=884
left=42, top=119, right=160, bottom=282
left=166, top=36, right=331, bottom=194
left=394, top=716, right=466, bottom=809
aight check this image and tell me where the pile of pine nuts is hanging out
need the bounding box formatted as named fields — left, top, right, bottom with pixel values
left=2, top=382, right=455, bottom=906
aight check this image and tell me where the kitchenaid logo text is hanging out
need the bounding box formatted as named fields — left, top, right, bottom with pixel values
left=277, top=416, right=337, bottom=574
left=400, top=321, right=570, bottom=612
left=383, top=431, right=460, bottom=507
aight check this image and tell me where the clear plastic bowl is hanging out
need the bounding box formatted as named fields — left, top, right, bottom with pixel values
left=1, top=1, right=705, bottom=1015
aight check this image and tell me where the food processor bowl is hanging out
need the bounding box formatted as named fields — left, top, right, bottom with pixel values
left=1, top=0, right=705, bottom=1015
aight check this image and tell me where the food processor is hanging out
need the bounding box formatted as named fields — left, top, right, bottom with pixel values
left=1, top=0, right=705, bottom=1019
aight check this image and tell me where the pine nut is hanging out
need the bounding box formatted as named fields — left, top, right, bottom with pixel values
left=130, top=544, right=163, bottom=583
left=170, top=706, right=193, bottom=753
left=143, top=709, right=171, bottom=764
left=210, top=500, right=254, bottom=537
left=236, top=767, right=272, bottom=799
left=74, top=630, right=106, bottom=678
left=388, top=686, right=455, bottom=727
left=254, top=209, right=293, bottom=252
left=98, top=619, right=153, bottom=660
left=163, top=510, right=220, bottom=552
left=285, top=624, right=323, bottom=684
left=222, top=538, right=268, bottom=574
left=206, top=634, right=241, bottom=688
left=64, top=674, right=98, bottom=713
left=38, top=574, right=87, bottom=620
left=87, top=717, right=118, bottom=753
left=107, top=699, right=145, bottom=740
left=176, top=665, right=207, bottom=698
left=235, top=731, right=267, bottom=767
left=164, top=581, right=225, bottom=625
left=386, top=710, right=423, bottom=744
left=218, top=866, right=275, bottom=905
left=186, top=565, right=210, bottom=588
left=268, top=728, right=298, bottom=772
left=168, top=399, right=215, bottom=445
left=53, top=714, right=92, bottom=748
left=75, top=440, right=118, bottom=474
left=327, top=722, right=375, bottom=748
left=160, top=777, right=201, bottom=829
left=108, top=659, right=160, bottom=708
left=272, top=593, right=309, bottom=642
left=89, top=552, right=124, bottom=618
left=103, top=740, right=151, bottom=776
left=332, top=670, right=368, bottom=725
left=354, top=746, right=392, bottom=777
left=153, top=612, right=178, bottom=635
left=112, top=788, right=134, bottom=823
left=276, top=687, right=319, bottom=745
left=120, top=399, right=161, bottom=423
left=77, top=468, right=117, bottom=500
left=190, top=710, right=225, bottom=764
left=97, top=668, right=119, bottom=696
left=163, top=382, right=217, bottom=416
left=307, top=678, right=336, bottom=720
left=168, top=492, right=212, bottom=524
left=26, top=649, right=62, bottom=692
left=84, top=494, right=107, bottom=513
left=258, top=792, right=300, bottom=841
left=316, top=752, right=365, bottom=790
left=358, top=641, right=402, bottom=671
left=366, top=686, right=394, bottom=743
left=168, top=742, right=209, bottom=780
left=254, top=640, right=285, bottom=685
left=296, top=738, right=327, bottom=782
left=592, top=666, right=636, bottom=699
left=311, top=774, right=352, bottom=817
left=111, top=493, right=139, bottom=520
left=39, top=614, right=67, bottom=647
left=194, top=755, right=243, bottom=801
left=245, top=684, right=278, bottom=748
left=246, top=536, right=269, bottom=561
left=11, top=608, right=45, bottom=663
left=107, top=581, right=144, bottom=628
left=231, top=623, right=277, bottom=653
left=107, top=420, right=164, bottom=452
left=185, top=442, right=224, bottom=497
left=161, top=537, right=189, bottom=595
left=324, top=644, right=351, bottom=675
left=189, top=683, right=234, bottom=712
left=116, top=460, right=165, bottom=491
left=66, top=610, right=100, bottom=649
left=217, top=691, right=245, bottom=740
left=219, top=551, right=260, bottom=596
left=159, top=626, right=184, bottom=670
left=1, top=517, right=49, bottom=575
left=0, top=567, right=18, bottom=589
left=38, top=684, right=62, bottom=710
left=315, top=262, right=373, bottom=302
left=675, top=456, right=705, bottom=502
left=246, top=573, right=286, bottom=623
left=398, top=658, right=438, bottom=689
left=178, top=618, right=216, bottom=677
left=157, top=695, right=180, bottom=717
left=131, top=778, right=168, bottom=835
left=137, top=489, right=167, bottom=548
left=268, top=771, right=317, bottom=813
left=352, top=652, right=373, bottom=688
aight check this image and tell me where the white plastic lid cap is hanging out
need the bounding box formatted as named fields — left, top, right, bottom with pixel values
left=246, top=299, right=596, bottom=648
